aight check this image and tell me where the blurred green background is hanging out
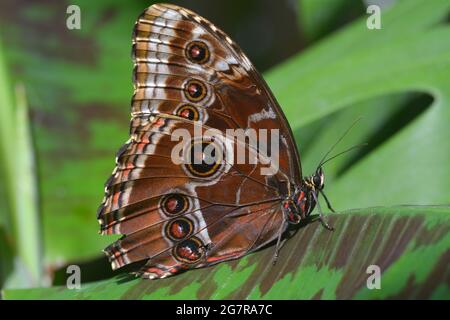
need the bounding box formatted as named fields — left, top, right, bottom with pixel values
left=0, top=0, right=449, bottom=299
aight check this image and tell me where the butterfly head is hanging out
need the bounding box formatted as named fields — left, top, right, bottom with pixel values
left=282, top=120, right=366, bottom=229
left=311, top=166, right=324, bottom=191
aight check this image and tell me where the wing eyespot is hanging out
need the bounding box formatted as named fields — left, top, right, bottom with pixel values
left=161, top=193, right=189, bottom=216
left=173, top=237, right=205, bottom=264
left=184, top=140, right=224, bottom=178
left=184, top=79, right=207, bottom=102
left=165, top=217, right=194, bottom=241
left=185, top=41, right=210, bottom=64
left=176, top=104, right=200, bottom=121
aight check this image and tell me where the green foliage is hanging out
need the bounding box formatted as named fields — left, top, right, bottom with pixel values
left=3, top=206, right=449, bottom=299
left=298, top=0, right=365, bottom=41
left=0, top=0, right=449, bottom=299
left=0, top=40, right=42, bottom=288
left=273, top=0, right=450, bottom=208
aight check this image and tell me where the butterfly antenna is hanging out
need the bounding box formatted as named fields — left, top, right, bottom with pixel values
left=317, top=117, right=363, bottom=168
left=320, top=143, right=368, bottom=166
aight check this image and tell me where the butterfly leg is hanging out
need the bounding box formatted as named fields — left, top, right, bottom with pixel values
left=320, top=190, right=336, bottom=213
left=312, top=192, right=334, bottom=231
left=272, top=210, right=289, bottom=265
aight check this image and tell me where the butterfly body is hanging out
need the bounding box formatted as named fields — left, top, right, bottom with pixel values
left=98, top=3, right=333, bottom=279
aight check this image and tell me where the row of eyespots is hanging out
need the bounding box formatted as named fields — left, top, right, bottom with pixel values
left=163, top=41, right=212, bottom=264
left=179, top=40, right=224, bottom=178
left=160, top=194, right=205, bottom=264
left=174, top=41, right=210, bottom=122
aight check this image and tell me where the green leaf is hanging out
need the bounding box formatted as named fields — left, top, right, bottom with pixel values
left=0, top=40, right=43, bottom=287
left=2, top=206, right=449, bottom=299
left=297, top=0, right=365, bottom=41
left=268, top=0, right=450, bottom=209
left=0, top=38, right=16, bottom=238
left=0, top=0, right=147, bottom=263
left=0, top=226, right=14, bottom=289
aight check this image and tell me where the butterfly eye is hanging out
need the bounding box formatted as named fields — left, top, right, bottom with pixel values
left=184, top=80, right=207, bottom=102
left=161, top=194, right=189, bottom=216
left=313, top=175, right=322, bottom=188
left=186, top=41, right=210, bottom=64
left=165, top=217, right=194, bottom=241
left=173, top=237, right=205, bottom=264
left=176, top=104, right=199, bottom=121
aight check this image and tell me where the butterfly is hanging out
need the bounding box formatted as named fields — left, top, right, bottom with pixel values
left=97, top=3, right=337, bottom=279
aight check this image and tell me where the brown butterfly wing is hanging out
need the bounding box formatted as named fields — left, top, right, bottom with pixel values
left=132, top=3, right=301, bottom=182
left=98, top=3, right=301, bottom=279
